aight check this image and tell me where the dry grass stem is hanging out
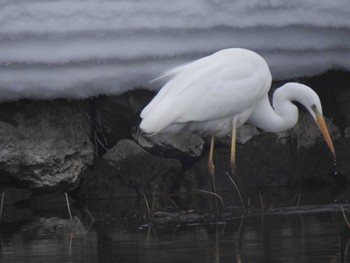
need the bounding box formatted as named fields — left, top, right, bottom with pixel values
left=194, top=189, right=225, bottom=209
left=143, top=195, right=151, bottom=215
left=65, top=192, right=73, bottom=225
left=342, top=206, right=350, bottom=229
left=226, top=174, right=245, bottom=210
left=0, top=192, right=4, bottom=223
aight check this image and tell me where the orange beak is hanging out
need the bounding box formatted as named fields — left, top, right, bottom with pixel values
left=315, top=113, right=335, bottom=156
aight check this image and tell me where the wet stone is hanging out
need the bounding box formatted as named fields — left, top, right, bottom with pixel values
left=0, top=100, right=94, bottom=190
left=281, top=113, right=341, bottom=149
left=98, top=90, right=155, bottom=147
left=0, top=207, right=33, bottom=225
left=219, top=124, right=260, bottom=146
left=183, top=133, right=298, bottom=193
left=81, top=139, right=182, bottom=202
left=0, top=187, right=32, bottom=206
left=134, top=131, right=205, bottom=160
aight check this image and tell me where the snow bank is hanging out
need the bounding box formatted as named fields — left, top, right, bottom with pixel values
left=0, top=0, right=349, bottom=100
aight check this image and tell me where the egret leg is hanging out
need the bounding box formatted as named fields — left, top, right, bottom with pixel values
left=230, top=126, right=237, bottom=176
left=208, top=135, right=218, bottom=210
left=229, top=126, right=247, bottom=210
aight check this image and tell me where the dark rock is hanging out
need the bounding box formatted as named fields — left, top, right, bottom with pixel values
left=304, top=70, right=350, bottom=131
left=5, top=217, right=88, bottom=238
left=236, top=124, right=260, bottom=144
left=281, top=113, right=341, bottom=149
left=0, top=187, right=33, bottom=225
left=81, top=139, right=182, bottom=203
left=345, top=127, right=350, bottom=138
left=0, top=206, right=33, bottom=225
left=151, top=210, right=211, bottom=224
left=97, top=90, right=155, bottom=149
left=182, top=130, right=342, bottom=193
left=133, top=131, right=204, bottom=160
left=0, top=187, right=32, bottom=206
left=31, top=192, right=75, bottom=212
left=219, top=124, right=260, bottom=146
left=183, top=133, right=297, bottom=192
left=0, top=100, right=94, bottom=190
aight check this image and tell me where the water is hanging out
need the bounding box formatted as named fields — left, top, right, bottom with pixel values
left=1, top=207, right=350, bottom=262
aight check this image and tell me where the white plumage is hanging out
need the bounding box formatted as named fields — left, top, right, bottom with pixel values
left=139, top=48, right=335, bottom=207
left=141, top=49, right=270, bottom=136
left=140, top=48, right=334, bottom=155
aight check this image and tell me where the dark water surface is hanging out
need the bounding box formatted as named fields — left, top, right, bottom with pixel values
left=1, top=206, right=350, bottom=263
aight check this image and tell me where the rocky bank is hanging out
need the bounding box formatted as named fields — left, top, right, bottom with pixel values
left=0, top=70, right=350, bottom=220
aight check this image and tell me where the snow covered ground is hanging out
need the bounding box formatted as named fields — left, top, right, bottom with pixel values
left=0, top=0, right=349, bottom=100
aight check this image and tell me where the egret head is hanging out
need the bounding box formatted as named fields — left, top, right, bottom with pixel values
left=287, top=83, right=335, bottom=156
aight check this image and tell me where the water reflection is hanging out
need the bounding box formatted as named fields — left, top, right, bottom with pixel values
left=0, top=210, right=349, bottom=263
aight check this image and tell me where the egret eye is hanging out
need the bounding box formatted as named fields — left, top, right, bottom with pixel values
left=311, top=104, right=321, bottom=116
left=311, top=104, right=318, bottom=113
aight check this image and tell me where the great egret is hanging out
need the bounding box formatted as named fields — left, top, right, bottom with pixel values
left=139, top=48, right=335, bottom=195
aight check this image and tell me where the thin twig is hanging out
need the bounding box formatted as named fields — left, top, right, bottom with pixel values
left=258, top=191, right=265, bottom=211
left=342, top=206, right=350, bottom=229
left=69, top=232, right=73, bottom=256
left=169, top=198, right=181, bottom=211
left=143, top=195, right=151, bottom=215
left=0, top=232, right=4, bottom=251
left=344, top=239, right=350, bottom=262
left=0, top=192, right=4, bottom=223
left=194, top=189, right=225, bottom=209
left=94, top=99, right=109, bottom=146
left=296, top=193, right=301, bottom=207
left=65, top=192, right=73, bottom=225
left=226, top=174, right=245, bottom=210
left=290, top=192, right=298, bottom=205
left=151, top=197, right=157, bottom=211
left=84, top=207, right=95, bottom=223
left=96, top=137, right=109, bottom=151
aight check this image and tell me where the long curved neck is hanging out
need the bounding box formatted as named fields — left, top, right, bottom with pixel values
left=248, top=85, right=301, bottom=133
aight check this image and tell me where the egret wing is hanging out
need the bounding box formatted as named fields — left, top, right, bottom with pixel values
left=140, top=48, right=272, bottom=133
left=141, top=54, right=214, bottom=118
left=175, top=62, right=269, bottom=122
